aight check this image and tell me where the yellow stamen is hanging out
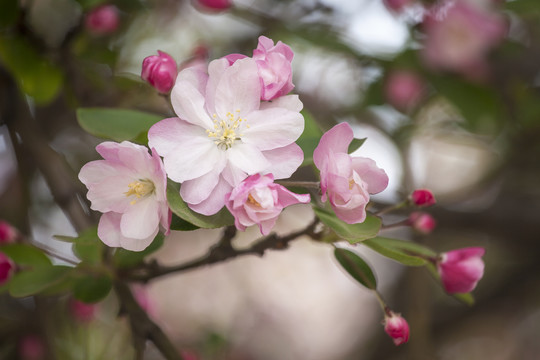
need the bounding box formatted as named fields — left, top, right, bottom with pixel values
left=247, top=194, right=261, bottom=207
left=125, top=179, right=155, bottom=205
left=206, top=109, right=246, bottom=150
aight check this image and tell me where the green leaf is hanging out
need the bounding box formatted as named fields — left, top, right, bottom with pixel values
left=0, top=244, right=51, bottom=267
left=362, top=238, right=426, bottom=266
left=296, top=110, right=323, bottom=166
left=313, top=207, right=381, bottom=243
left=73, top=273, right=112, bottom=303
left=505, top=0, right=540, bottom=17
left=348, top=138, right=366, bottom=154
left=76, top=108, right=163, bottom=144
left=9, top=266, right=73, bottom=297
left=0, top=35, right=63, bottom=104
left=370, top=237, right=437, bottom=257
left=114, top=233, right=165, bottom=268
left=170, top=214, right=200, bottom=231
left=72, top=227, right=103, bottom=265
left=0, top=0, right=19, bottom=28
left=74, top=0, right=108, bottom=10
left=166, top=179, right=234, bottom=229
left=334, top=248, right=377, bottom=290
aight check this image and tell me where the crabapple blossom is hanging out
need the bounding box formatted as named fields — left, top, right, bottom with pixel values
left=78, top=141, right=170, bottom=251
left=148, top=56, right=304, bottom=215
left=411, top=189, right=435, bottom=206
left=195, top=0, right=232, bottom=11
left=0, top=220, right=18, bottom=243
left=0, top=252, right=14, bottom=285
left=313, top=123, right=388, bottom=224
left=408, top=211, right=436, bottom=234
left=141, top=51, right=178, bottom=94
left=225, top=173, right=310, bottom=235
left=384, top=311, right=410, bottom=346
left=384, top=70, right=425, bottom=112
left=438, top=247, right=485, bottom=293
left=85, top=5, right=120, bottom=36
left=422, top=0, right=506, bottom=77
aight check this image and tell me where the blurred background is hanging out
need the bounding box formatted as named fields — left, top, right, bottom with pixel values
left=1, top=0, right=540, bottom=359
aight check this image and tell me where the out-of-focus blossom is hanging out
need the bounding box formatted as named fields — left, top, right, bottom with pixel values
left=0, top=220, right=18, bottom=243
left=422, top=1, right=506, bottom=77
left=384, top=70, right=425, bottom=112
left=410, top=189, right=436, bottom=207
left=181, top=350, right=200, bottom=360
left=0, top=252, right=14, bottom=285
left=148, top=57, right=304, bottom=215
left=225, top=173, right=310, bottom=235
left=383, top=0, right=415, bottom=13
left=313, top=123, right=388, bottom=224
left=438, top=247, right=485, bottom=293
left=69, top=299, right=97, bottom=323
left=253, top=36, right=295, bottom=101
left=384, top=311, right=410, bottom=346
left=19, top=335, right=45, bottom=360
left=78, top=141, right=170, bottom=251
left=408, top=211, right=436, bottom=234
left=195, top=0, right=232, bottom=11
left=84, top=5, right=119, bottom=36
left=141, top=51, right=178, bottom=94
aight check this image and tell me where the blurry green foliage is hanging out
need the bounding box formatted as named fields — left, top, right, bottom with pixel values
left=334, top=248, right=377, bottom=290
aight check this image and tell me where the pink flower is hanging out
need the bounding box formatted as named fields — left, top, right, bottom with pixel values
left=0, top=220, right=18, bottom=243
left=225, top=174, right=310, bottom=235
left=407, top=212, right=436, bottom=234
left=69, top=299, right=96, bottom=323
left=313, top=123, right=388, bottom=224
left=253, top=36, right=295, bottom=101
left=411, top=189, right=436, bottom=207
left=438, top=247, right=485, bottom=294
left=383, top=0, right=415, bottom=13
left=0, top=252, right=15, bottom=285
left=421, top=1, right=505, bottom=76
left=78, top=141, right=170, bottom=251
left=141, top=51, right=178, bottom=94
left=384, top=311, right=410, bottom=346
left=148, top=57, right=305, bottom=215
left=384, top=70, right=425, bottom=112
left=85, top=5, right=120, bottom=36
left=195, top=0, right=232, bottom=11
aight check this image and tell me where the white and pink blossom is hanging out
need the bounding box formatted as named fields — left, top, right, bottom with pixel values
left=225, top=173, right=310, bottom=235
left=148, top=56, right=304, bottom=216
left=437, top=247, right=485, bottom=293
left=78, top=141, right=170, bottom=251
left=313, top=123, right=388, bottom=224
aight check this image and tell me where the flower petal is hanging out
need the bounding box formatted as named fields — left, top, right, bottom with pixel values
left=97, top=212, right=122, bottom=247
left=180, top=162, right=226, bottom=205
left=351, top=157, right=389, bottom=194
left=242, top=108, right=304, bottom=151
left=313, top=123, right=354, bottom=170
left=171, top=68, right=213, bottom=129
left=188, top=176, right=232, bottom=215
left=148, top=117, right=207, bottom=157
left=259, top=94, right=303, bottom=112
left=261, top=143, right=303, bottom=179
left=120, top=197, right=160, bottom=239
left=227, top=143, right=270, bottom=175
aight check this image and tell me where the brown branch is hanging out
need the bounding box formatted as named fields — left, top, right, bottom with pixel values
left=124, top=219, right=321, bottom=282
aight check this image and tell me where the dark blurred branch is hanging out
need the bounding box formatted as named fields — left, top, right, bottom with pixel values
left=124, top=218, right=321, bottom=282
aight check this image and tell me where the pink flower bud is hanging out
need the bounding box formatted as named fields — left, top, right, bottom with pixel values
left=410, top=189, right=436, bottom=207
left=85, top=5, right=120, bottom=36
left=225, top=173, right=310, bottom=235
left=438, top=247, right=485, bottom=294
left=19, top=335, right=45, bottom=360
left=141, top=51, right=178, bottom=94
left=384, top=70, right=425, bottom=112
left=195, top=0, right=232, bottom=11
left=69, top=299, right=96, bottom=323
left=0, top=252, right=15, bottom=285
left=383, top=0, right=415, bottom=13
left=0, top=220, right=18, bottom=243
left=408, top=212, right=436, bottom=234
left=384, top=311, right=410, bottom=346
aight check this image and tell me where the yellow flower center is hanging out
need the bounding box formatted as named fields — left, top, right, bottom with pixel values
left=206, top=110, right=248, bottom=150
left=247, top=193, right=261, bottom=207
left=125, top=179, right=155, bottom=205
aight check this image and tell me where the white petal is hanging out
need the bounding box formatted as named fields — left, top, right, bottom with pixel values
left=242, top=108, right=304, bottom=151
left=97, top=212, right=122, bottom=247
left=259, top=94, right=303, bottom=112
left=261, top=143, right=303, bottom=179
left=163, top=138, right=225, bottom=183
left=120, top=197, right=160, bottom=239
left=227, top=143, right=270, bottom=175
left=171, top=80, right=214, bottom=129
left=188, top=176, right=232, bottom=215
left=205, top=58, right=230, bottom=115
left=221, top=163, right=247, bottom=187
left=180, top=162, right=226, bottom=205
left=120, top=228, right=158, bottom=252
left=148, top=117, right=207, bottom=157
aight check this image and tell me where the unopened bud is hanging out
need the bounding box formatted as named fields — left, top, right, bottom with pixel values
left=438, top=247, right=485, bottom=294
left=69, top=299, right=96, bottom=323
left=141, top=51, right=178, bottom=94
left=410, top=189, right=436, bottom=207
left=195, top=0, right=233, bottom=11
left=385, top=70, right=425, bottom=112
left=0, top=252, right=14, bottom=285
left=384, top=311, right=410, bottom=346
left=408, top=212, right=436, bottom=234
left=0, top=220, right=18, bottom=243
left=85, top=5, right=120, bottom=36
